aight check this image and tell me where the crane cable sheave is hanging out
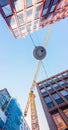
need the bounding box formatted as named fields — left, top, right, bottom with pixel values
left=24, top=25, right=52, bottom=118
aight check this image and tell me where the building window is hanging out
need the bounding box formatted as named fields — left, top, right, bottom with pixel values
left=35, top=12, right=40, bottom=19
left=63, top=109, right=68, bottom=118
left=36, top=4, right=42, bottom=12
left=65, top=78, right=68, bottom=83
left=41, top=88, right=47, bottom=96
left=44, top=81, right=49, bottom=87
left=17, top=12, right=24, bottom=25
left=0, top=0, right=8, bottom=6
left=27, top=24, right=31, bottom=32
left=20, top=26, right=25, bottom=34
left=47, top=14, right=51, bottom=20
left=52, top=84, right=60, bottom=89
left=13, top=29, right=19, bottom=37
left=47, top=86, right=54, bottom=92
left=52, top=93, right=64, bottom=104
left=27, top=9, right=32, bottom=16
left=58, top=0, right=64, bottom=9
left=14, top=0, right=24, bottom=12
left=7, top=16, right=17, bottom=29
left=27, top=15, right=32, bottom=22
left=62, top=73, right=68, bottom=78
left=53, top=0, right=58, bottom=5
left=59, top=81, right=64, bottom=85
left=44, top=96, right=51, bottom=103
left=59, top=81, right=68, bottom=87
left=0, top=97, right=5, bottom=108
left=65, top=73, right=68, bottom=77
left=44, top=0, right=50, bottom=9
left=33, top=20, right=38, bottom=29
left=60, top=90, right=68, bottom=100
left=44, top=96, right=55, bottom=109
left=50, top=5, right=56, bottom=12
left=2, top=4, right=12, bottom=17
left=42, top=8, right=48, bottom=16
left=26, top=0, right=33, bottom=7
left=53, top=77, right=59, bottom=81
left=0, top=94, right=10, bottom=111
left=39, top=84, right=43, bottom=89
left=52, top=113, right=67, bottom=130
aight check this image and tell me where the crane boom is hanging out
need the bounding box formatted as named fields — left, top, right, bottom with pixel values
left=30, top=61, right=42, bottom=91
left=24, top=25, right=52, bottom=130
left=29, top=91, right=40, bottom=130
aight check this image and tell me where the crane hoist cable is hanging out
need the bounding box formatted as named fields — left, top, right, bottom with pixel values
left=41, top=61, right=48, bottom=78
left=29, top=33, right=36, bottom=47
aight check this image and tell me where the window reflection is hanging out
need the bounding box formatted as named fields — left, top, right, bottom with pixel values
left=44, top=96, right=55, bottom=109
left=52, top=93, right=64, bottom=104
left=52, top=113, right=67, bottom=130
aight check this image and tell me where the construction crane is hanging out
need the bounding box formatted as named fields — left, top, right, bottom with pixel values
left=24, top=25, right=52, bottom=130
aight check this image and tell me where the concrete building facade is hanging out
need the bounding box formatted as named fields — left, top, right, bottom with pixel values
left=36, top=70, right=68, bottom=130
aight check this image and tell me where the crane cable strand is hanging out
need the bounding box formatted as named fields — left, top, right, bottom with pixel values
left=29, top=33, right=36, bottom=47
left=41, top=61, right=48, bottom=78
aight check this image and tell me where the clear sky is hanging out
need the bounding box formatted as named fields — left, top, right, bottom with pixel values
left=0, top=14, right=68, bottom=130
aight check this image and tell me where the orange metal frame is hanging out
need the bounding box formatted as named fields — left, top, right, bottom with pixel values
left=0, top=0, right=68, bottom=39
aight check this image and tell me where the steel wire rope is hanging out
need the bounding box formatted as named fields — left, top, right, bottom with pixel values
left=41, top=61, right=48, bottom=78
left=41, top=62, right=52, bottom=94
left=29, top=33, right=36, bottom=47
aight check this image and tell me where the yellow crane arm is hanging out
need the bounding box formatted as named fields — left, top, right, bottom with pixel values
left=30, top=60, right=42, bottom=91
left=24, top=25, right=52, bottom=117
left=43, top=25, right=52, bottom=48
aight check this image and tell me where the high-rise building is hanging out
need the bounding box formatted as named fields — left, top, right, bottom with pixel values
left=36, top=70, right=68, bottom=130
left=0, top=0, right=68, bottom=39
left=0, top=88, right=11, bottom=111
left=0, top=88, right=30, bottom=130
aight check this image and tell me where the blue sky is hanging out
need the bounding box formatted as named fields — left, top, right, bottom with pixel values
left=0, top=14, right=68, bottom=130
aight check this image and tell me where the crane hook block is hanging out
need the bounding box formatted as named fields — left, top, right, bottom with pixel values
left=33, top=46, right=46, bottom=60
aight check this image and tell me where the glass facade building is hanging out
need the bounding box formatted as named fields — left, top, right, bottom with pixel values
left=0, top=89, right=30, bottom=130
left=36, top=70, right=68, bottom=130
left=0, top=0, right=68, bottom=38
left=0, top=88, right=11, bottom=111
